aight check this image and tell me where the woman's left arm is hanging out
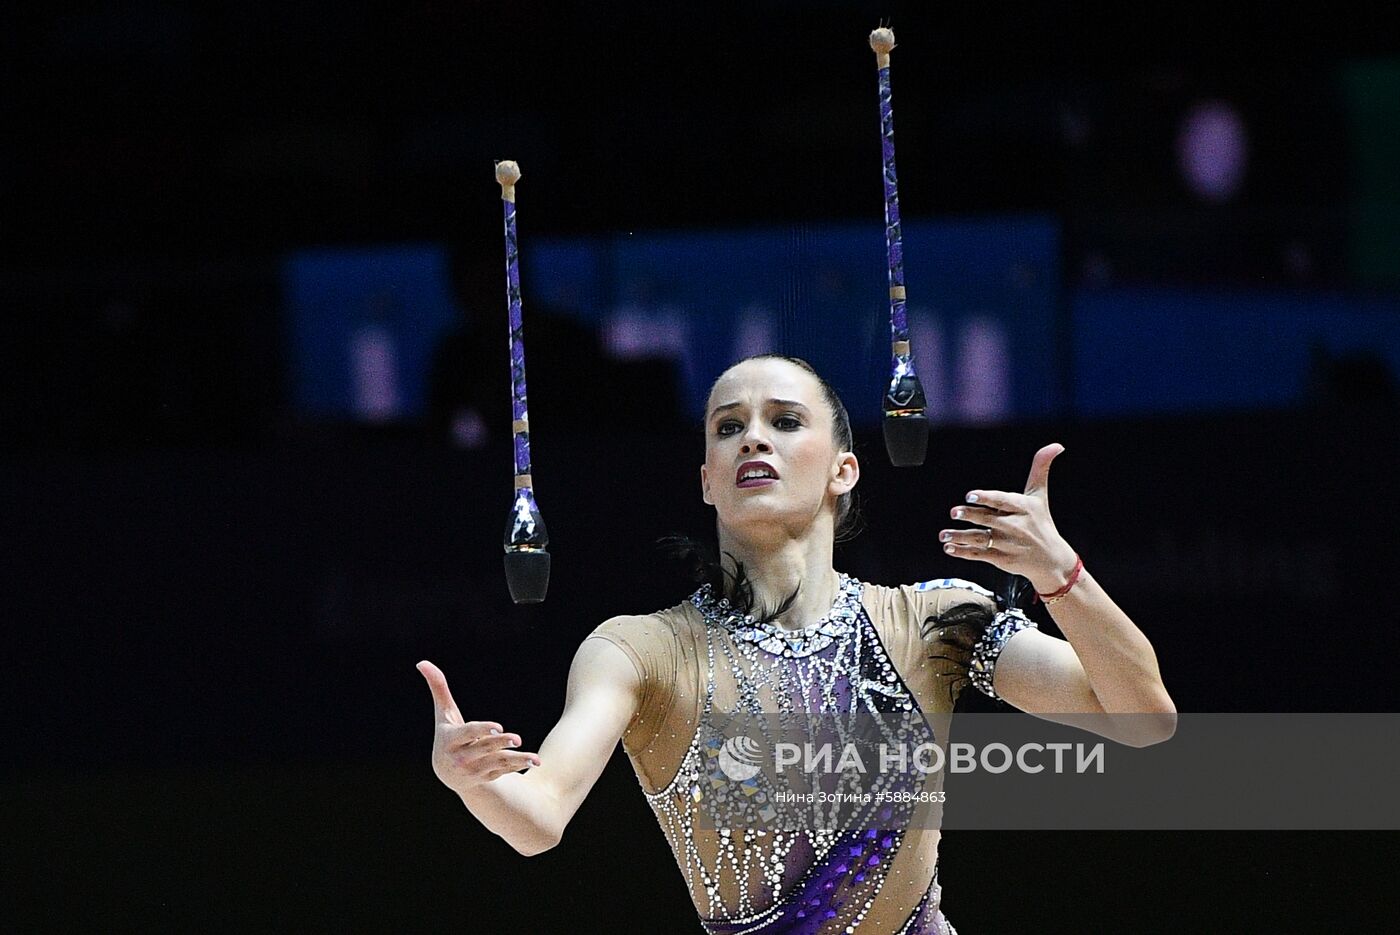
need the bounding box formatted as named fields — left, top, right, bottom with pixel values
left=940, top=444, right=1177, bottom=746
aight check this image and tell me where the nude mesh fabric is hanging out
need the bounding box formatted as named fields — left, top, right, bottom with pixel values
left=587, top=580, right=994, bottom=932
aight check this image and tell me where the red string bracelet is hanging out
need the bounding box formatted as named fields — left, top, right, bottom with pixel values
left=1034, top=554, right=1084, bottom=605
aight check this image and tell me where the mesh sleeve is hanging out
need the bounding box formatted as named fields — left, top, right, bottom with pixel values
left=585, top=614, right=677, bottom=754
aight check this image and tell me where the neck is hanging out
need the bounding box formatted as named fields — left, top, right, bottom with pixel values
left=715, top=520, right=840, bottom=632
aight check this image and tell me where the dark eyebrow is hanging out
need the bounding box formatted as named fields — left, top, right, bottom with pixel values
left=708, top=398, right=810, bottom=421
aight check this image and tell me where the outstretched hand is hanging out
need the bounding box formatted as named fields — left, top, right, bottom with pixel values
left=938, top=443, right=1079, bottom=594
left=417, top=660, right=540, bottom=797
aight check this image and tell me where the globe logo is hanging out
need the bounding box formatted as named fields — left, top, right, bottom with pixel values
left=718, top=735, right=764, bottom=781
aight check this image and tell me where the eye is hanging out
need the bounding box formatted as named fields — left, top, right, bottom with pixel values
left=716, top=420, right=741, bottom=436
left=775, top=414, right=802, bottom=430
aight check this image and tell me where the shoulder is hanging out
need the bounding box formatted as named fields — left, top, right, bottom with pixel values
left=906, top=577, right=998, bottom=614
left=587, top=612, right=667, bottom=640
left=583, top=604, right=693, bottom=677
left=587, top=601, right=691, bottom=646
left=907, top=577, right=996, bottom=600
left=586, top=612, right=672, bottom=659
left=575, top=615, right=663, bottom=692
left=860, top=578, right=998, bottom=710
left=863, top=577, right=997, bottom=619
left=579, top=609, right=690, bottom=743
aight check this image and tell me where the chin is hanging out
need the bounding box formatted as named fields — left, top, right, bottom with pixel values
left=718, top=503, right=806, bottom=532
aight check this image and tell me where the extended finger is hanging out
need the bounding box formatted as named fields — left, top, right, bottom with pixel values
left=940, top=528, right=1006, bottom=551
left=948, top=504, right=1014, bottom=526
left=942, top=538, right=1005, bottom=562
left=417, top=660, right=463, bottom=721
left=963, top=489, right=1032, bottom=514
left=459, top=748, right=541, bottom=776
left=444, top=724, right=514, bottom=749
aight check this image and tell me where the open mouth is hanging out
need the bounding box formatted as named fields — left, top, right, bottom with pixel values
left=736, top=461, right=779, bottom=488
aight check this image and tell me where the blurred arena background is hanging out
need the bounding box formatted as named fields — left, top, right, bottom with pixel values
left=4, top=2, right=1399, bottom=931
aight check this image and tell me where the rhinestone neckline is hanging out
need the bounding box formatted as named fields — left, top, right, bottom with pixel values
left=689, top=573, right=863, bottom=658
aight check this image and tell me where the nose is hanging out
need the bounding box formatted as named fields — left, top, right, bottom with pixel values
left=740, top=425, right=772, bottom=455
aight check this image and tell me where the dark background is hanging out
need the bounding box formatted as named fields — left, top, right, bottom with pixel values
left=5, top=2, right=1400, bottom=932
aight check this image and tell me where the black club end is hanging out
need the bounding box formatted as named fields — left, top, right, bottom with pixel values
left=504, top=549, right=551, bottom=604
left=882, top=412, right=929, bottom=467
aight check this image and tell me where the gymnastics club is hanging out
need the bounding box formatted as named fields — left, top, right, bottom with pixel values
left=870, top=27, right=930, bottom=467
left=496, top=160, right=550, bottom=603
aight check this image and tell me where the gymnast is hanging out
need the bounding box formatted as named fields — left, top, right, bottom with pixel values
left=417, top=352, right=1175, bottom=933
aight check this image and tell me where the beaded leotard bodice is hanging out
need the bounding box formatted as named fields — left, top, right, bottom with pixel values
left=641, top=577, right=949, bottom=934
left=589, top=576, right=1013, bottom=934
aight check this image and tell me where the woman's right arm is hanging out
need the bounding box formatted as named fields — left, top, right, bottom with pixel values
left=416, top=621, right=644, bottom=856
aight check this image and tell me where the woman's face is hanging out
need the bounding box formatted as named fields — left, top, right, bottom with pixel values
left=700, top=359, right=858, bottom=536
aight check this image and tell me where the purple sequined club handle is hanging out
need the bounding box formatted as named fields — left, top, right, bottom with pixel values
left=869, top=28, right=929, bottom=467
left=496, top=161, right=550, bottom=603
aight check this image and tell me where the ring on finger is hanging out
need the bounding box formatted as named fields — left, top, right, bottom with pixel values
left=985, top=530, right=995, bottom=550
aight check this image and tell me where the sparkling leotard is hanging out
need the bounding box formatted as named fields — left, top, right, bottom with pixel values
left=589, top=576, right=1029, bottom=934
